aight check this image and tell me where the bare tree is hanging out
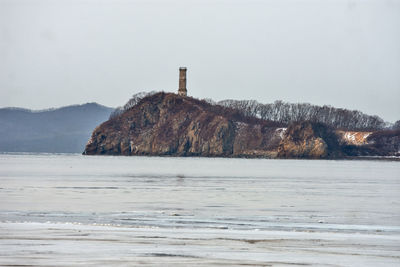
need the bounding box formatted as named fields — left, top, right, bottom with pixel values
left=393, top=120, right=400, bottom=130
left=109, top=91, right=157, bottom=119
left=217, top=99, right=386, bottom=130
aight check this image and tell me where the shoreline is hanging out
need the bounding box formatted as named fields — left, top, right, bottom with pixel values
left=1, top=151, right=400, bottom=161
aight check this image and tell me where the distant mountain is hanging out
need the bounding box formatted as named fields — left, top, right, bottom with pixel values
left=0, top=103, right=113, bottom=153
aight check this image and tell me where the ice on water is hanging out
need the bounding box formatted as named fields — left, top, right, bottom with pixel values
left=0, top=154, right=399, bottom=266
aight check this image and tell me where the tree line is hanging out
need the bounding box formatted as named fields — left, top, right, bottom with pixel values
left=216, top=99, right=386, bottom=130
left=109, top=91, right=156, bottom=119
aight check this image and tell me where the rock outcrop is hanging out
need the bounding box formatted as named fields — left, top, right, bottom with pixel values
left=277, top=121, right=342, bottom=158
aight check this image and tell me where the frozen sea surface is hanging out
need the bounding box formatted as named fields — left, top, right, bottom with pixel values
left=0, top=154, right=399, bottom=266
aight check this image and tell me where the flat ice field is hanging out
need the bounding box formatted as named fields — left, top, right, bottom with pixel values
left=0, top=154, right=399, bottom=266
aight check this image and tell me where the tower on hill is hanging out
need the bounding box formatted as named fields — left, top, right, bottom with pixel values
left=178, top=67, right=187, bottom=96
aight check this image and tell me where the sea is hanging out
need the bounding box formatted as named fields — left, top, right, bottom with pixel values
left=0, top=153, right=399, bottom=266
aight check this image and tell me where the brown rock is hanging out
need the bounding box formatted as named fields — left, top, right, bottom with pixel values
left=277, top=121, right=342, bottom=159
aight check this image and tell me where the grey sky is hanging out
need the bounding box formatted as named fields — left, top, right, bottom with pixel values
left=1, top=0, right=399, bottom=122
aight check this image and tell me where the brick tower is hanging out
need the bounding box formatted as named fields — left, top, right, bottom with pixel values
left=178, top=67, right=187, bottom=96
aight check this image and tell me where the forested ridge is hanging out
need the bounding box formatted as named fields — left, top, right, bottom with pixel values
left=216, top=99, right=386, bottom=131
left=111, top=92, right=393, bottom=131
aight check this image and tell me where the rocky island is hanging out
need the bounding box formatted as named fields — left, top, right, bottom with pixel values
left=83, top=92, right=399, bottom=159
left=83, top=67, right=399, bottom=159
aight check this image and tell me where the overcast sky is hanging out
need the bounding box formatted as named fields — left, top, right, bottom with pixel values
left=0, top=0, right=399, bottom=121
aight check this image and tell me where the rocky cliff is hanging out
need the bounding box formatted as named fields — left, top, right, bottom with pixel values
left=277, top=121, right=342, bottom=159
left=84, top=93, right=346, bottom=158
left=341, top=129, right=400, bottom=157
left=84, top=93, right=283, bottom=157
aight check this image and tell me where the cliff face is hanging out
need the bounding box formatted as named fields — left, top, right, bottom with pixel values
left=277, top=121, right=342, bottom=159
left=84, top=93, right=283, bottom=157
left=367, top=130, right=400, bottom=156
left=341, top=130, right=400, bottom=157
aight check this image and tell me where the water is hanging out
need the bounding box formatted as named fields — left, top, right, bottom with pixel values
left=0, top=154, right=399, bottom=266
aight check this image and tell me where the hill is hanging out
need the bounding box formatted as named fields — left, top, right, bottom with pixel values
left=84, top=93, right=345, bottom=158
left=0, top=103, right=113, bottom=153
left=84, top=92, right=400, bottom=159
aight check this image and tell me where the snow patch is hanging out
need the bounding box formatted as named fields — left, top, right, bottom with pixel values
left=341, top=131, right=372, bottom=145
left=275, top=128, right=287, bottom=139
